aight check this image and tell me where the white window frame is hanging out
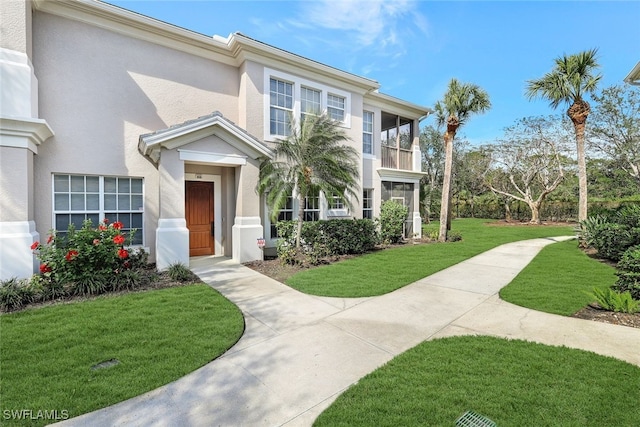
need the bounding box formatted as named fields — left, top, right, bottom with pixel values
left=52, top=174, right=144, bottom=246
left=264, top=68, right=351, bottom=141
left=327, top=93, right=345, bottom=122
left=362, top=188, right=373, bottom=219
left=269, top=77, right=294, bottom=137
left=363, top=110, right=374, bottom=155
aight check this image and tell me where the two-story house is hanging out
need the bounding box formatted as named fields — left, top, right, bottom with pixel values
left=0, top=0, right=431, bottom=280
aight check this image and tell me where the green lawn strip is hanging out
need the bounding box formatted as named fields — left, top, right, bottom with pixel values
left=287, top=218, right=574, bottom=297
left=314, top=336, right=640, bottom=427
left=500, top=239, right=617, bottom=315
left=0, top=284, right=244, bottom=426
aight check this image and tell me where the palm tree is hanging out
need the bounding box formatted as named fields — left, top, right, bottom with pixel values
left=435, top=78, right=491, bottom=242
left=257, top=113, right=360, bottom=248
left=526, top=48, right=601, bottom=222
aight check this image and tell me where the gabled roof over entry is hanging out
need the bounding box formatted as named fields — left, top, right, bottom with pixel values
left=138, top=111, right=273, bottom=164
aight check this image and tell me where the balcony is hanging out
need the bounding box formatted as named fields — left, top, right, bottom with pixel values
left=381, top=145, right=413, bottom=170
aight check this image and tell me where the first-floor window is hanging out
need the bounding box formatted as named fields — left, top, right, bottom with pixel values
left=53, top=174, right=144, bottom=245
left=304, top=189, right=320, bottom=221
left=329, top=193, right=345, bottom=210
left=363, top=189, right=373, bottom=219
left=269, top=195, right=294, bottom=238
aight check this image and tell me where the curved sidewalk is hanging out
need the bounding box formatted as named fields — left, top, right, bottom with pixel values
left=56, top=237, right=640, bottom=427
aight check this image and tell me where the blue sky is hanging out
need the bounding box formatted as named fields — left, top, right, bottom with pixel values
left=105, top=0, right=639, bottom=145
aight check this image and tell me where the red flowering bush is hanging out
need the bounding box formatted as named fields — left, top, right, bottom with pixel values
left=31, top=219, right=143, bottom=296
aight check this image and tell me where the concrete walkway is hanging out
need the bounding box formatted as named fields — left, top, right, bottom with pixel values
left=56, top=237, right=640, bottom=427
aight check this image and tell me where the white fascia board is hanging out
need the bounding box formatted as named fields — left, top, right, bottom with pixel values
left=376, top=167, right=426, bottom=183
left=624, top=61, right=640, bottom=85
left=366, top=92, right=433, bottom=119
left=178, top=149, right=247, bottom=166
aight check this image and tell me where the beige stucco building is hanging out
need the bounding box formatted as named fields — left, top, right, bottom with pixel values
left=0, top=0, right=431, bottom=280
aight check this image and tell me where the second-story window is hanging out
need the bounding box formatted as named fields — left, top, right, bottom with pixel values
left=270, top=78, right=293, bottom=136
left=363, top=111, right=373, bottom=154
left=301, top=87, right=321, bottom=121
left=327, top=94, right=345, bottom=122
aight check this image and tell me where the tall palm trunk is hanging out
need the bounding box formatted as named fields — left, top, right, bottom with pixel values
left=438, top=116, right=458, bottom=242
left=568, top=100, right=590, bottom=222
left=296, top=192, right=305, bottom=248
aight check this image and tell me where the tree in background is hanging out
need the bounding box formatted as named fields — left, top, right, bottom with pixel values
left=588, top=84, right=640, bottom=186
left=257, top=113, right=359, bottom=248
left=454, top=148, right=491, bottom=218
left=483, top=116, right=571, bottom=224
left=434, top=78, right=490, bottom=241
left=526, top=48, right=602, bottom=222
left=419, top=126, right=444, bottom=222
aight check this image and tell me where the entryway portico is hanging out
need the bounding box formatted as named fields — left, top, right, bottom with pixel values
left=138, top=112, right=273, bottom=270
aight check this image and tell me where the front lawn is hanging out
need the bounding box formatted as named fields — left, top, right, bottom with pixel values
left=500, top=239, right=617, bottom=315
left=315, top=336, right=640, bottom=427
left=286, top=219, right=574, bottom=297
left=0, top=284, right=244, bottom=426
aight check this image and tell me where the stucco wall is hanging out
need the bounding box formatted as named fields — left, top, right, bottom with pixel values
left=31, top=11, right=240, bottom=260
left=0, top=147, right=33, bottom=221
left=0, top=0, right=32, bottom=56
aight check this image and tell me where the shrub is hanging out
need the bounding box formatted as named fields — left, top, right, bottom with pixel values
left=447, top=231, right=463, bottom=242
left=578, top=214, right=609, bottom=248
left=275, top=219, right=379, bottom=265
left=0, top=278, right=35, bottom=312
left=167, top=263, right=197, bottom=282
left=614, top=204, right=640, bottom=228
left=31, top=219, right=144, bottom=295
left=379, top=200, right=408, bottom=244
left=590, top=287, right=640, bottom=314
left=589, top=222, right=639, bottom=262
left=613, top=245, right=640, bottom=300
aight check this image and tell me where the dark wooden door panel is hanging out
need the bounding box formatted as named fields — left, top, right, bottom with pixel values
left=185, top=181, right=214, bottom=256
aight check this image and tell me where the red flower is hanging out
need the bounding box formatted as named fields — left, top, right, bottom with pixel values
left=112, top=221, right=124, bottom=230
left=113, top=235, right=125, bottom=245
left=31, top=241, right=39, bottom=250
left=118, top=248, right=129, bottom=259
left=103, top=218, right=110, bottom=224
left=93, top=239, right=101, bottom=245
left=39, top=263, right=52, bottom=273
left=65, top=250, right=79, bottom=261
left=98, top=224, right=108, bottom=231
left=47, top=234, right=54, bottom=244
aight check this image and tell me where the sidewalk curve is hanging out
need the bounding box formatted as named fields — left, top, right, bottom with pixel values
left=55, top=236, right=640, bottom=427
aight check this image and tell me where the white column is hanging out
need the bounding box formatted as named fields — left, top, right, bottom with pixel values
left=156, top=219, right=190, bottom=270
left=232, top=216, right=263, bottom=263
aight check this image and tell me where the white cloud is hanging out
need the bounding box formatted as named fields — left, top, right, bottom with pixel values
left=294, top=0, right=428, bottom=50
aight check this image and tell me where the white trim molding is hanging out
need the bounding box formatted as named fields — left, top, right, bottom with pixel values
left=0, top=117, right=54, bottom=154
left=179, top=150, right=247, bottom=166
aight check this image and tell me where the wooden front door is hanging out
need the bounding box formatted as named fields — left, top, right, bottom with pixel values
left=185, top=181, right=215, bottom=256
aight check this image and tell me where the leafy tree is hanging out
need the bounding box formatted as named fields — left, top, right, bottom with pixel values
left=455, top=148, right=491, bottom=218
left=588, top=84, right=640, bottom=186
left=257, top=113, right=359, bottom=248
left=526, top=48, right=602, bottom=221
left=419, top=125, right=444, bottom=222
left=434, top=78, right=491, bottom=241
left=484, top=116, right=571, bottom=224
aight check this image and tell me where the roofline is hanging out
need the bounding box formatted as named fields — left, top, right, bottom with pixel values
left=624, top=61, right=640, bottom=86
left=33, top=0, right=381, bottom=92
left=366, top=91, right=433, bottom=119
left=33, top=0, right=430, bottom=116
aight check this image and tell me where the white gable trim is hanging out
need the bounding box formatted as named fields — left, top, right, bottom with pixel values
left=139, top=113, right=273, bottom=164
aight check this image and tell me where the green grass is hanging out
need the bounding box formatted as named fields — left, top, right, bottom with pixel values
left=500, top=239, right=618, bottom=315
left=286, top=218, right=574, bottom=297
left=315, top=336, right=640, bottom=427
left=0, top=284, right=244, bottom=426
